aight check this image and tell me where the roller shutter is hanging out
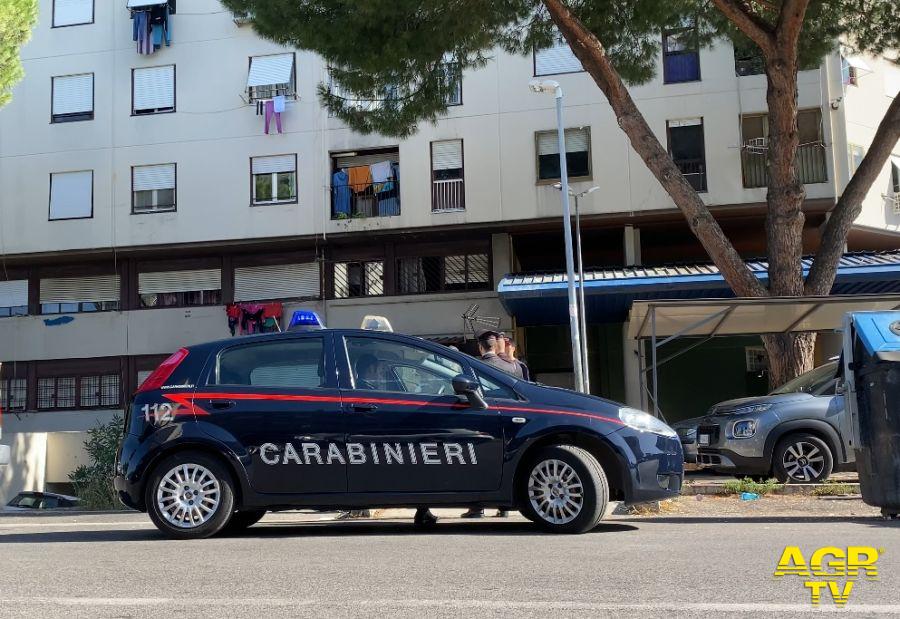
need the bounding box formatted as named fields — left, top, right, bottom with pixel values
left=0, top=280, right=28, bottom=308
left=49, top=171, right=93, bottom=220
left=537, top=127, right=589, bottom=155
left=133, top=164, right=176, bottom=191
left=41, top=275, right=120, bottom=303
left=431, top=140, right=463, bottom=170
left=139, top=269, right=221, bottom=294
left=53, top=0, right=93, bottom=27
left=234, top=263, right=320, bottom=301
left=52, top=74, right=93, bottom=116
left=247, top=54, right=295, bottom=88
left=133, top=66, right=175, bottom=112
left=251, top=155, right=296, bottom=175
left=535, top=38, right=583, bottom=76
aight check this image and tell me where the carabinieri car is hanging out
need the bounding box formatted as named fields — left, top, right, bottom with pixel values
left=115, top=313, right=682, bottom=538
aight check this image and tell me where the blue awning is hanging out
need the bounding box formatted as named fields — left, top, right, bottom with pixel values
left=499, top=251, right=900, bottom=326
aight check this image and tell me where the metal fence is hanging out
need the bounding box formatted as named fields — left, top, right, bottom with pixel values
left=432, top=178, right=465, bottom=212
left=741, top=143, right=827, bottom=188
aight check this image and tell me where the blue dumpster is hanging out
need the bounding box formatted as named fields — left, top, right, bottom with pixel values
left=842, top=311, right=900, bottom=518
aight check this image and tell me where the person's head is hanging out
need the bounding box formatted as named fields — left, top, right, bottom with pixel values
left=496, top=332, right=507, bottom=354
left=505, top=337, right=518, bottom=357
left=476, top=329, right=501, bottom=354
left=355, top=354, right=381, bottom=381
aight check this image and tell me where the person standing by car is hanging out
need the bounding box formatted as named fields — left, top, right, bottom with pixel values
left=501, top=336, right=530, bottom=382
left=475, top=329, right=522, bottom=378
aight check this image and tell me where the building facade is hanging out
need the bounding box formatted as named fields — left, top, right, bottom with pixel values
left=1, top=0, right=898, bottom=501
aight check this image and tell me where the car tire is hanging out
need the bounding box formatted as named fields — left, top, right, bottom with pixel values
left=773, top=433, right=834, bottom=484
left=519, top=445, right=608, bottom=534
left=145, top=451, right=235, bottom=539
left=220, top=509, right=266, bottom=534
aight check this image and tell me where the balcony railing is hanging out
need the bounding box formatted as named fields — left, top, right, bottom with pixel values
left=332, top=179, right=400, bottom=220
left=674, top=158, right=707, bottom=192
left=432, top=178, right=465, bottom=212
left=741, top=143, right=828, bottom=188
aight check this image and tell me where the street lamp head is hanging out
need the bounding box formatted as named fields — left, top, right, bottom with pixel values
left=529, top=79, right=562, bottom=97
left=585, top=186, right=601, bottom=195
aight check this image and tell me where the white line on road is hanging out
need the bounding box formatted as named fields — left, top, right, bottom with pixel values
left=1, top=599, right=898, bottom=613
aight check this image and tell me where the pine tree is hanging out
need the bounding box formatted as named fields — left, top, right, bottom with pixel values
left=0, top=0, right=38, bottom=108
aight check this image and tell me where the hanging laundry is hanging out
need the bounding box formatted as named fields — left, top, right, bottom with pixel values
left=261, top=302, right=283, bottom=333
left=225, top=304, right=241, bottom=336
left=273, top=95, right=286, bottom=113
left=332, top=169, right=352, bottom=216
left=348, top=166, right=372, bottom=192
left=370, top=160, right=392, bottom=184
left=378, top=162, right=401, bottom=215
left=264, top=100, right=283, bottom=134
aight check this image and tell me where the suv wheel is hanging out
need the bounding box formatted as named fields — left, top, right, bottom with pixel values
left=773, top=433, right=833, bottom=483
left=146, top=452, right=235, bottom=539
left=519, top=445, right=608, bottom=534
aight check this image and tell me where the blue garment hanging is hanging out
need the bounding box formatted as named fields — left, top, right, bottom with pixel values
left=332, top=170, right=352, bottom=216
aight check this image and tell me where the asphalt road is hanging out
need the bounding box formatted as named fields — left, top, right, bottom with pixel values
left=1, top=511, right=899, bottom=618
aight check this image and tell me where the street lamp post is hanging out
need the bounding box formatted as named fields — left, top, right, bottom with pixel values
left=530, top=79, right=584, bottom=393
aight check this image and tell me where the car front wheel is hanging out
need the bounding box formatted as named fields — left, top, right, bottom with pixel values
left=773, top=433, right=834, bottom=483
left=519, top=445, right=608, bottom=534
left=145, top=452, right=235, bottom=539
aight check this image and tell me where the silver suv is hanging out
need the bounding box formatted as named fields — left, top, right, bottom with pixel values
left=695, top=362, right=851, bottom=483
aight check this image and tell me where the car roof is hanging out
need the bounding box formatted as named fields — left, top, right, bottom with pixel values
left=193, top=328, right=451, bottom=351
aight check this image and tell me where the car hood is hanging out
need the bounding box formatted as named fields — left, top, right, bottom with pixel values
left=707, top=392, right=813, bottom=415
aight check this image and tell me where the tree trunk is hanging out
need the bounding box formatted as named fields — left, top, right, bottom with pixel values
left=762, top=331, right=817, bottom=389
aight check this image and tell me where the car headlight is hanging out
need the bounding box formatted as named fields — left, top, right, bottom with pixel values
left=728, top=404, right=772, bottom=416
left=618, top=408, right=678, bottom=438
left=732, top=419, right=758, bottom=438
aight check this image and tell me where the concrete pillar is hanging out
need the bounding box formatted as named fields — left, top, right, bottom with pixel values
left=624, top=225, right=641, bottom=267
left=491, top=232, right=512, bottom=288
left=622, top=319, right=643, bottom=409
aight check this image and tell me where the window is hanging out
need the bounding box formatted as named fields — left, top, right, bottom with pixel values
left=535, top=127, right=591, bottom=182
left=49, top=171, right=93, bottom=220
left=740, top=109, right=826, bottom=187
left=663, top=26, right=700, bottom=83
left=251, top=155, right=297, bottom=205
left=442, top=62, right=462, bottom=106
left=40, top=275, right=120, bottom=314
left=345, top=337, right=464, bottom=394
left=37, top=374, right=120, bottom=410
left=848, top=145, right=866, bottom=175
left=217, top=338, right=325, bottom=388
left=534, top=34, right=583, bottom=76
left=51, top=73, right=94, bottom=123
left=841, top=56, right=858, bottom=87
left=247, top=53, right=296, bottom=102
left=132, top=164, right=176, bottom=213
left=132, top=65, right=175, bottom=115
left=733, top=40, right=764, bottom=77
left=431, top=140, right=464, bottom=212
left=333, top=261, right=383, bottom=298
left=397, top=253, right=489, bottom=294
left=138, top=268, right=221, bottom=308
left=234, top=262, right=320, bottom=301
left=891, top=157, right=900, bottom=215
left=1, top=378, right=27, bottom=411
left=331, top=148, right=400, bottom=218
left=53, top=0, right=93, bottom=27
left=0, top=280, right=28, bottom=318
left=667, top=118, right=707, bottom=192
left=476, top=371, right=517, bottom=400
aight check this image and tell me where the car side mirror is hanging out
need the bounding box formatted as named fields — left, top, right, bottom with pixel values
left=452, top=374, right=488, bottom=410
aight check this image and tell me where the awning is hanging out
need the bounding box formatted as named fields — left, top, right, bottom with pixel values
left=845, top=55, right=873, bottom=73
left=499, top=251, right=900, bottom=326
left=127, top=0, right=168, bottom=8
left=628, top=294, right=900, bottom=340
left=247, top=53, right=294, bottom=88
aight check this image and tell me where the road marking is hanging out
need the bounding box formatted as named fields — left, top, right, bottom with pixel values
left=0, top=599, right=898, bottom=613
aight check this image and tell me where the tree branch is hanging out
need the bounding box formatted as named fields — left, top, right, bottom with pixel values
left=775, top=0, right=811, bottom=51
left=805, top=93, right=900, bottom=295
left=711, top=0, right=776, bottom=56
left=540, top=0, right=768, bottom=298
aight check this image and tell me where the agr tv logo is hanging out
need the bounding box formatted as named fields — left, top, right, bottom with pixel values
left=774, top=546, right=881, bottom=607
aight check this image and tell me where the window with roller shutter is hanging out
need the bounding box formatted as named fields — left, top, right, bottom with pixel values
left=0, top=280, right=28, bottom=317
left=234, top=263, right=320, bottom=302
left=40, top=274, right=120, bottom=315
left=132, top=163, right=176, bottom=213
left=535, top=127, right=591, bottom=182
left=138, top=268, right=222, bottom=308
left=247, top=53, right=296, bottom=102
left=49, top=171, right=93, bottom=220
left=53, top=0, right=94, bottom=27
left=534, top=35, right=583, bottom=76
left=431, top=140, right=464, bottom=212
left=251, top=155, right=297, bottom=205
left=51, top=73, right=94, bottom=123
left=132, top=65, right=175, bottom=115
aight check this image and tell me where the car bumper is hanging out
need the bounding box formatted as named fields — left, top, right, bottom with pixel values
left=0, top=444, right=10, bottom=466
left=610, top=429, right=684, bottom=504
left=114, top=433, right=147, bottom=511
left=696, top=448, right=770, bottom=475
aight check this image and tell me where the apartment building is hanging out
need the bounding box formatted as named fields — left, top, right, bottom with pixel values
left=1, top=0, right=898, bottom=501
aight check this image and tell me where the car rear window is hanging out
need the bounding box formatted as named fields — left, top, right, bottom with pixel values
left=216, top=338, right=326, bottom=389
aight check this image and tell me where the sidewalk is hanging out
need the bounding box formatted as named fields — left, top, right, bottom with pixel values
left=683, top=469, right=860, bottom=496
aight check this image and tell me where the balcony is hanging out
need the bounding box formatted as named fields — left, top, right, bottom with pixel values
left=741, top=143, right=828, bottom=188
left=331, top=148, right=400, bottom=220
left=432, top=178, right=465, bottom=212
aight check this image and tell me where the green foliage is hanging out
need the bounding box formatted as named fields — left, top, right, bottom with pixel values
left=68, top=415, right=125, bottom=511
left=222, top=0, right=899, bottom=137
left=723, top=477, right=781, bottom=496
left=812, top=482, right=856, bottom=496
left=0, top=0, right=38, bottom=108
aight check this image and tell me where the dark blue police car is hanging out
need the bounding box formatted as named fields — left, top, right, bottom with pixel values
left=115, top=312, right=682, bottom=538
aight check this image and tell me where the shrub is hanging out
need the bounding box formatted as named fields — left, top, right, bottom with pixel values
left=68, top=415, right=124, bottom=510
left=723, top=477, right=781, bottom=496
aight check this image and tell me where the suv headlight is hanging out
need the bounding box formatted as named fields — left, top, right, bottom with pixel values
left=728, top=404, right=772, bottom=416
left=618, top=408, right=677, bottom=438
left=732, top=419, right=758, bottom=438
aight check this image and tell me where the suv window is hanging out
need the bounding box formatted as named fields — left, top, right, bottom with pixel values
left=216, top=338, right=326, bottom=389
left=345, top=337, right=463, bottom=395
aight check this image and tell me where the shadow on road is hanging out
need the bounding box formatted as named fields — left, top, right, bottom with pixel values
left=618, top=515, right=900, bottom=527
left=0, top=519, right=638, bottom=544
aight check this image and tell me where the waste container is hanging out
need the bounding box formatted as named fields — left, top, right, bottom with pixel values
left=841, top=311, right=900, bottom=518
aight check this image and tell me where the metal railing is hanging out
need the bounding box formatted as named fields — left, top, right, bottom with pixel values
left=741, top=143, right=827, bottom=188
left=331, top=179, right=400, bottom=219
left=674, top=158, right=707, bottom=191
left=432, top=178, right=465, bottom=212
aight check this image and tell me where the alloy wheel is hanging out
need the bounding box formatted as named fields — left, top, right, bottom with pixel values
left=156, top=463, right=221, bottom=529
left=781, top=441, right=826, bottom=482
left=528, top=458, right=584, bottom=524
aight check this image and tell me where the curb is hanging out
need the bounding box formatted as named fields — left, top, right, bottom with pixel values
left=684, top=483, right=861, bottom=496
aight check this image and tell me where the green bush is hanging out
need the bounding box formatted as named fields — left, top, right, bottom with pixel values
left=723, top=477, right=781, bottom=496
left=68, top=415, right=124, bottom=510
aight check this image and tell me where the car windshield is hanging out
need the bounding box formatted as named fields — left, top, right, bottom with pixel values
left=770, top=362, right=838, bottom=396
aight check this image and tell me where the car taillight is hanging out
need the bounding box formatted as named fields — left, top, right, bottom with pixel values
left=137, top=348, right=189, bottom=393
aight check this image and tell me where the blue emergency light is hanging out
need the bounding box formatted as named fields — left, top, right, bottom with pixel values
left=288, top=310, right=324, bottom=331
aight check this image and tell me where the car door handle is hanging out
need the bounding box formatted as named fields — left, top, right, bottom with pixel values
left=351, top=403, right=378, bottom=413
left=210, top=400, right=236, bottom=410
